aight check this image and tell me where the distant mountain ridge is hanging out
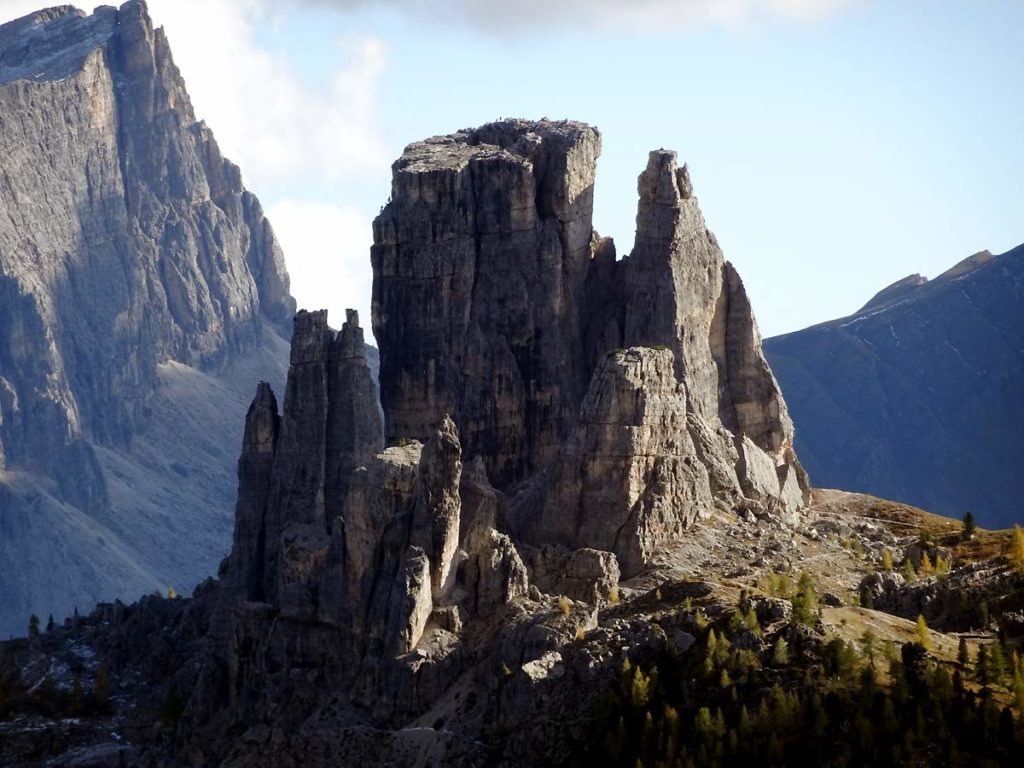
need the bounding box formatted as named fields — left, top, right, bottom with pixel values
left=764, top=244, right=1024, bottom=528
left=0, top=1, right=295, bottom=636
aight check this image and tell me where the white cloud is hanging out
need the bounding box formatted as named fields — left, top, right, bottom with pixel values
left=267, top=199, right=374, bottom=331
left=143, top=0, right=389, bottom=191
left=301, top=0, right=856, bottom=29
left=146, top=1, right=388, bottom=335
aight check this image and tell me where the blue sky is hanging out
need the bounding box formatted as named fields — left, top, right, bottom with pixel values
left=3, top=0, right=1021, bottom=339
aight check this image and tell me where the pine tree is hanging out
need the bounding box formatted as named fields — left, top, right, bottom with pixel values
left=989, top=642, right=1007, bottom=686
left=915, top=615, right=932, bottom=651
left=859, top=585, right=874, bottom=608
left=27, top=614, right=40, bottom=638
left=46, top=614, right=54, bottom=633
left=162, top=684, right=185, bottom=729
left=962, top=511, right=976, bottom=539
left=919, top=551, right=934, bottom=576
left=958, top=637, right=970, bottom=667
left=976, top=645, right=990, bottom=686
left=70, top=674, right=83, bottom=715
left=902, top=559, right=917, bottom=582
left=771, top=637, right=789, bottom=666
left=744, top=607, right=762, bottom=637
left=1011, top=525, right=1024, bottom=571
left=861, top=627, right=878, bottom=668
left=791, top=573, right=819, bottom=625
left=631, top=666, right=651, bottom=708
left=881, top=548, right=894, bottom=571
left=94, top=665, right=110, bottom=704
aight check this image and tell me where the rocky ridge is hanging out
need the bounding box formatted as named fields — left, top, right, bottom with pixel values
left=130, top=118, right=812, bottom=763
left=764, top=243, right=1024, bottom=527
left=0, top=1, right=295, bottom=636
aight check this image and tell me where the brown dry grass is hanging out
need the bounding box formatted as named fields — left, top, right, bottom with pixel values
left=844, top=497, right=1015, bottom=565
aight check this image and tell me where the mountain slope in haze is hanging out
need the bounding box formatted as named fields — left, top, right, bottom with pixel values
left=0, top=1, right=295, bottom=637
left=764, top=244, right=1024, bottom=528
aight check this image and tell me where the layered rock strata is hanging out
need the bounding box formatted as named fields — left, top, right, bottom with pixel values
left=0, top=1, right=294, bottom=636
left=516, top=348, right=713, bottom=576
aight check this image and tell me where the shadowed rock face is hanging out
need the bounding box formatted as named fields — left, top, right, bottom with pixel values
left=764, top=244, right=1024, bottom=528
left=371, top=120, right=602, bottom=489
left=0, top=1, right=294, bottom=636
left=372, top=121, right=809, bottom=573
left=224, top=310, right=383, bottom=612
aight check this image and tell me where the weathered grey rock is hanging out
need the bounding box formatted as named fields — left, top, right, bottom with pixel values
left=387, top=546, right=433, bottom=654
left=765, top=243, right=1024, bottom=528
left=140, top=119, right=816, bottom=766
left=261, top=310, right=334, bottom=601
left=463, top=529, right=530, bottom=618
left=411, top=416, right=462, bottom=598
left=621, top=151, right=804, bottom=502
left=0, top=1, right=295, bottom=637
left=222, top=383, right=280, bottom=606
left=341, top=443, right=422, bottom=628
left=327, top=310, right=384, bottom=525
left=219, top=309, right=383, bottom=622
left=527, top=546, right=621, bottom=603
left=371, top=119, right=602, bottom=488
left=458, top=456, right=504, bottom=551
left=373, top=125, right=809, bottom=581
left=516, top=348, right=713, bottom=576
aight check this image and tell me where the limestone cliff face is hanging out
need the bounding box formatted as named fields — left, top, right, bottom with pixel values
left=516, top=348, right=713, bottom=576
left=371, top=120, right=602, bottom=488
left=372, top=121, right=809, bottom=574
left=0, top=1, right=294, bottom=636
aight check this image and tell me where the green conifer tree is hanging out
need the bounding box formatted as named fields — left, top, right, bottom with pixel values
left=958, top=636, right=970, bottom=667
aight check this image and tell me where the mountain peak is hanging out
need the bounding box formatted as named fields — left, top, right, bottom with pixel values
left=0, top=0, right=293, bottom=636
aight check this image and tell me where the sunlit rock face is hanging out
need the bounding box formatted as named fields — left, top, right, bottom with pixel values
left=0, top=1, right=295, bottom=637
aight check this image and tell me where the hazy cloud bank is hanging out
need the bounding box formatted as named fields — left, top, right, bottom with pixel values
left=300, top=0, right=856, bottom=30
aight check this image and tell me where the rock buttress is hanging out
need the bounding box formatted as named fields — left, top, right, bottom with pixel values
left=220, top=309, right=382, bottom=617
left=371, top=119, right=601, bottom=488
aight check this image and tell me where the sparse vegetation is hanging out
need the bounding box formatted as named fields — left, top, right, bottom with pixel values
left=790, top=572, right=819, bottom=626
left=881, top=547, right=894, bottom=571
left=558, top=595, right=572, bottom=615
left=586, top=606, right=1024, bottom=767
left=914, top=615, right=931, bottom=651
left=771, top=637, right=789, bottom=666
left=762, top=572, right=795, bottom=599
left=1011, top=525, right=1024, bottom=571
